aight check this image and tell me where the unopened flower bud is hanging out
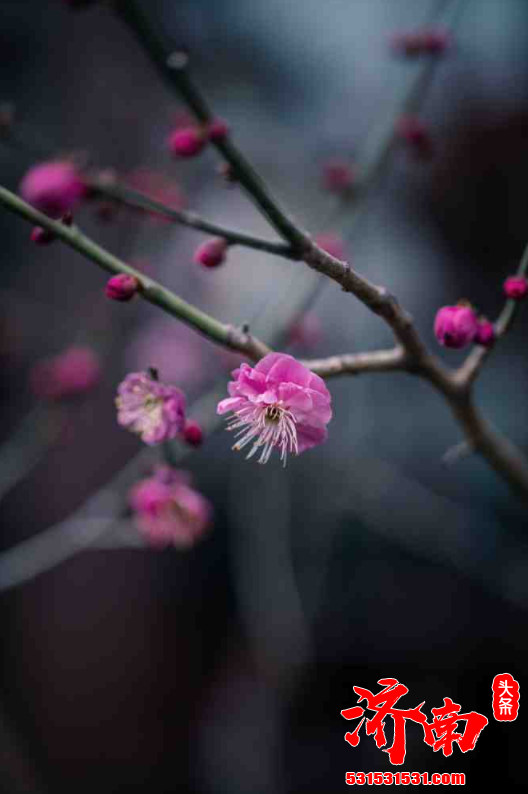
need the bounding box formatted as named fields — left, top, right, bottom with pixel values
left=504, top=275, right=528, bottom=300
left=193, top=237, right=228, bottom=268
left=208, top=119, right=229, bottom=141
left=105, top=274, right=140, bottom=302
left=30, top=226, right=55, bottom=245
left=168, top=126, right=207, bottom=158
left=322, top=161, right=354, bottom=193
left=396, top=115, right=434, bottom=159
left=475, top=319, right=495, bottom=347
left=183, top=419, right=203, bottom=447
left=434, top=304, right=478, bottom=349
left=20, top=160, right=86, bottom=217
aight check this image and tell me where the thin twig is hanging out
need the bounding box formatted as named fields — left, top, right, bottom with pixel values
left=90, top=179, right=300, bottom=259
left=301, top=347, right=406, bottom=378
left=455, top=241, right=528, bottom=387
left=0, top=185, right=271, bottom=361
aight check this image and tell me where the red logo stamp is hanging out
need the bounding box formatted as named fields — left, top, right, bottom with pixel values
left=492, top=673, right=519, bottom=721
left=341, top=678, right=488, bottom=766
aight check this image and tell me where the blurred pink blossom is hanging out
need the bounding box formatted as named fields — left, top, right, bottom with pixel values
left=20, top=161, right=86, bottom=217
left=30, top=345, right=101, bottom=400
left=116, top=371, right=186, bottom=445
left=130, top=466, right=212, bottom=548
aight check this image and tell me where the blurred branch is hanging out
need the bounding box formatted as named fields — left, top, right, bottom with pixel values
left=89, top=179, right=300, bottom=260
left=0, top=185, right=271, bottom=361
left=0, top=405, right=63, bottom=503
left=455, top=241, right=528, bottom=387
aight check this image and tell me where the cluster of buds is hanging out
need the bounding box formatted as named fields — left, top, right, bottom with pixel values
left=391, top=29, right=451, bottom=57
left=168, top=117, right=229, bottom=159
left=434, top=303, right=495, bottom=350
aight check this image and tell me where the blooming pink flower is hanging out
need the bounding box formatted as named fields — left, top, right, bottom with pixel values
left=322, top=161, right=354, bottom=193
left=217, top=352, right=332, bottom=465
left=116, top=371, right=186, bottom=445
left=314, top=233, right=346, bottom=260
left=30, top=345, right=101, bottom=400
left=168, top=126, right=207, bottom=158
left=105, top=273, right=140, bottom=302
left=504, top=276, right=528, bottom=300
left=193, top=237, right=229, bottom=268
left=130, top=466, right=212, bottom=548
left=434, top=304, right=478, bottom=349
left=475, top=319, right=495, bottom=347
left=20, top=161, right=86, bottom=217
left=182, top=419, right=204, bottom=447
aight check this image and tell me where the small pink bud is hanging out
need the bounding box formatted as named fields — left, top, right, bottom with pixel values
left=61, top=211, right=74, bottom=226
left=314, top=233, right=346, bottom=261
left=504, top=276, right=528, bottom=300
left=30, top=226, right=55, bottom=246
left=105, top=274, right=140, bottom=302
left=20, top=160, right=86, bottom=217
left=475, top=319, right=495, bottom=347
left=168, top=126, right=207, bottom=158
left=208, top=119, right=229, bottom=141
left=434, top=304, right=478, bottom=349
left=396, top=115, right=434, bottom=159
left=193, top=237, right=228, bottom=268
left=322, top=161, right=354, bottom=193
left=183, top=419, right=203, bottom=447
left=421, top=29, right=451, bottom=54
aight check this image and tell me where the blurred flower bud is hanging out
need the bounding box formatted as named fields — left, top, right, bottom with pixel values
left=30, top=345, right=101, bottom=400
left=168, top=126, right=207, bottom=158
left=20, top=160, right=86, bottom=217
left=208, top=118, right=229, bottom=141
left=105, top=273, right=140, bottom=302
left=30, top=226, right=55, bottom=246
left=475, top=319, right=495, bottom=348
left=396, top=115, right=434, bottom=160
left=434, top=304, right=478, bottom=349
left=504, top=275, right=528, bottom=300
left=322, top=161, right=354, bottom=193
left=193, top=237, right=229, bottom=268
left=182, top=419, right=204, bottom=447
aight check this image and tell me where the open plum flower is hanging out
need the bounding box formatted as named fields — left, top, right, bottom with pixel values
left=217, top=353, right=332, bottom=465
left=116, top=371, right=186, bottom=445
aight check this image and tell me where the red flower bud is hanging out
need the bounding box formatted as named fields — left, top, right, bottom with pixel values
left=504, top=276, right=528, bottom=300
left=105, top=274, right=140, bottom=302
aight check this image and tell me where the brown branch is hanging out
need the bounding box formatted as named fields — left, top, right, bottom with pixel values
left=301, top=347, right=406, bottom=378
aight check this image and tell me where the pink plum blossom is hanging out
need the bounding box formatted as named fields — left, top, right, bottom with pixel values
left=217, top=352, right=332, bottom=465
left=434, top=304, right=478, bottom=349
left=20, top=161, right=86, bottom=217
left=30, top=345, right=101, bottom=400
left=116, top=371, right=186, bottom=445
left=130, top=466, right=212, bottom=548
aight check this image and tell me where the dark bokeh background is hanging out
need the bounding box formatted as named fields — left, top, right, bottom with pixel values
left=0, top=1, right=526, bottom=792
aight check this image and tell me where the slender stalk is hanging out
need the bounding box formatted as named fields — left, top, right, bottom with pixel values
left=90, top=179, right=299, bottom=259
left=0, top=185, right=270, bottom=360
left=301, top=347, right=406, bottom=378
left=114, top=0, right=310, bottom=251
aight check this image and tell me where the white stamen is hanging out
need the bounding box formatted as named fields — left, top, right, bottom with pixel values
left=226, top=403, right=298, bottom=466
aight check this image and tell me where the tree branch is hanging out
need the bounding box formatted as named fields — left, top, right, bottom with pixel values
left=0, top=185, right=270, bottom=361
left=301, top=347, right=406, bottom=378
left=90, top=178, right=300, bottom=259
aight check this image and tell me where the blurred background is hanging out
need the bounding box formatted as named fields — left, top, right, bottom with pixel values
left=0, top=0, right=526, bottom=791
